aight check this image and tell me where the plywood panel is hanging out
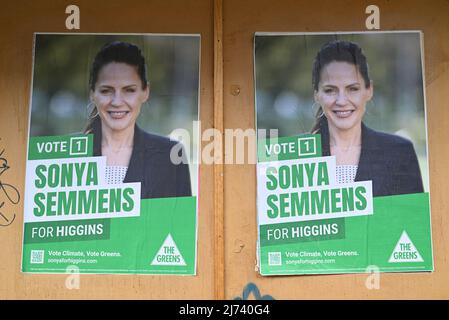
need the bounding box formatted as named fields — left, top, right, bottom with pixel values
left=223, top=0, right=449, bottom=299
left=0, top=0, right=214, bottom=299
left=2, top=0, right=449, bottom=301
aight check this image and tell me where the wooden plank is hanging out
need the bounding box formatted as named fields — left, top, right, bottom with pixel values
left=0, top=0, right=214, bottom=299
left=223, top=0, right=449, bottom=299
left=213, top=0, right=225, bottom=300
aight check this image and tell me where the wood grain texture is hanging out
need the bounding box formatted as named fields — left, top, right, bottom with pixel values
left=0, top=0, right=214, bottom=299
left=223, top=0, right=449, bottom=299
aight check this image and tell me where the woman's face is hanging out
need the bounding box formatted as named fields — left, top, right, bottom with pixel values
left=314, top=61, right=373, bottom=133
left=90, top=62, right=149, bottom=133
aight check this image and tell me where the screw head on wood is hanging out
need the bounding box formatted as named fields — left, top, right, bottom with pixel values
left=230, top=85, right=241, bottom=96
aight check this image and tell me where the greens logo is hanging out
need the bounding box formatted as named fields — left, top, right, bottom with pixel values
left=388, top=231, right=424, bottom=263
left=151, top=234, right=186, bottom=266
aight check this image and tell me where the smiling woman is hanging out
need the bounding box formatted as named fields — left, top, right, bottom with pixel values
left=311, top=40, right=423, bottom=196
left=85, top=42, right=192, bottom=199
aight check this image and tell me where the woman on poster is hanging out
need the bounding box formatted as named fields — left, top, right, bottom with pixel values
left=85, top=41, right=192, bottom=199
left=311, top=40, right=424, bottom=197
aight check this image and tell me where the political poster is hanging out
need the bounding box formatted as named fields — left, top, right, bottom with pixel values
left=255, top=31, right=433, bottom=275
left=22, top=33, right=200, bottom=275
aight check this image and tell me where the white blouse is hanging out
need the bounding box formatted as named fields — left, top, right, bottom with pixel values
left=336, top=165, right=358, bottom=184
left=105, top=166, right=128, bottom=184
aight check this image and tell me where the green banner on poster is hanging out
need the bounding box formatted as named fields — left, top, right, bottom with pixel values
left=256, top=134, right=433, bottom=275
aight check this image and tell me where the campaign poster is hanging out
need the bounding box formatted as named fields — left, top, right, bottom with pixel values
left=22, top=33, right=200, bottom=275
left=255, top=31, right=433, bottom=275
